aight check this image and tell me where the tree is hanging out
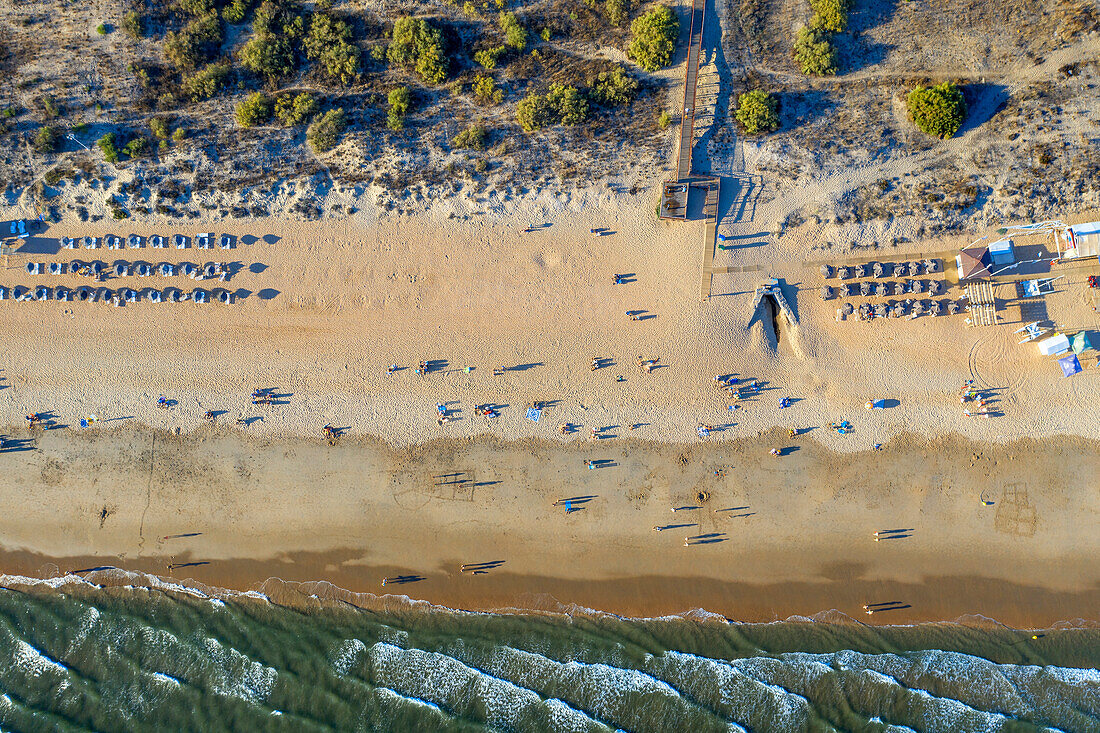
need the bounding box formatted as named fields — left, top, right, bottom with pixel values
left=473, top=45, right=506, bottom=70
left=547, top=83, right=588, bottom=125
left=628, top=5, right=678, bottom=72
left=388, top=17, right=448, bottom=84
left=907, top=82, right=967, bottom=139
left=735, top=89, right=778, bottom=133
left=589, top=65, right=639, bottom=106
left=164, top=12, right=223, bottom=70
left=472, top=74, right=503, bottom=105
left=222, top=0, right=254, bottom=24
left=387, top=86, right=410, bottom=131
left=182, top=62, right=231, bottom=101
left=303, top=12, right=361, bottom=84
left=32, top=126, right=58, bottom=153
left=605, top=0, right=630, bottom=26
left=793, top=25, right=836, bottom=75
left=149, top=118, right=170, bottom=139
left=498, top=12, right=526, bottom=50
left=306, top=107, right=346, bottom=152
left=274, top=92, right=318, bottom=125
left=239, top=32, right=294, bottom=82
left=236, top=91, right=273, bottom=126
left=124, top=137, right=149, bottom=158
left=808, top=0, right=849, bottom=33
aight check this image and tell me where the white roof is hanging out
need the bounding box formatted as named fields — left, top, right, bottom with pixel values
left=1038, top=333, right=1070, bottom=356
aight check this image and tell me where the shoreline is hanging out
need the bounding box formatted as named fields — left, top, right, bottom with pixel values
left=0, top=424, right=1096, bottom=628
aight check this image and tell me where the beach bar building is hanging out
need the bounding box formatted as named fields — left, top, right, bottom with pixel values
left=1053, top=221, right=1100, bottom=262
left=1038, top=333, right=1071, bottom=356
left=956, top=246, right=991, bottom=281
left=988, top=239, right=1015, bottom=266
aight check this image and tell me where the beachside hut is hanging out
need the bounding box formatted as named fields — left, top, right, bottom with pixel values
left=1038, top=333, right=1071, bottom=356
left=988, top=239, right=1015, bottom=265
left=1059, top=354, right=1082, bottom=377
left=1072, top=331, right=1094, bottom=355
left=956, top=246, right=991, bottom=280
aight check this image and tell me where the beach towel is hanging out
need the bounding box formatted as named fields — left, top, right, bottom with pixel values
left=526, top=408, right=541, bottom=423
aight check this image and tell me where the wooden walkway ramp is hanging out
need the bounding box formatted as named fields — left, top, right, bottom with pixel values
left=676, top=0, right=706, bottom=181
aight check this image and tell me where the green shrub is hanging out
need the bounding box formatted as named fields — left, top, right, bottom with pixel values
left=499, top=12, right=526, bottom=50
left=907, top=81, right=967, bottom=139
left=149, top=117, right=170, bottom=139
left=182, top=62, right=231, bottom=101
left=589, top=65, right=638, bottom=106
left=304, top=12, right=361, bottom=84
left=235, top=91, right=273, bottom=126
left=222, top=0, right=254, bottom=24
left=96, top=23, right=109, bottom=35
left=306, top=107, right=346, bottom=152
left=605, top=0, right=629, bottom=26
left=172, top=127, right=187, bottom=141
left=735, top=89, right=778, bottom=133
left=164, top=12, right=223, bottom=70
left=123, top=11, right=144, bottom=39
left=793, top=25, right=836, bottom=75
left=628, top=5, right=677, bottom=72
left=517, top=83, right=588, bottom=130
left=516, top=92, right=552, bottom=131
left=452, top=124, right=486, bottom=150
left=40, top=96, right=61, bottom=120
left=32, top=126, right=59, bottom=153
left=124, top=137, right=149, bottom=158
left=97, top=132, right=121, bottom=163
left=239, top=31, right=293, bottom=81
left=274, top=92, right=318, bottom=125
left=808, top=0, right=848, bottom=32
left=474, top=45, right=506, bottom=70
left=387, top=86, right=410, bottom=131
left=472, top=74, right=503, bottom=105
left=388, top=17, right=448, bottom=83
left=178, top=0, right=216, bottom=17
left=657, top=109, right=671, bottom=129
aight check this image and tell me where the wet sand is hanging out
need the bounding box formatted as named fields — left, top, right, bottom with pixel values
left=1, top=425, right=1096, bottom=627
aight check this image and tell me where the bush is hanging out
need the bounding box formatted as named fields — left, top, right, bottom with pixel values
left=808, top=0, right=848, bottom=33
left=474, top=45, right=506, bottom=70
left=735, top=89, right=778, bottom=133
left=222, top=0, right=254, bottom=24
left=589, top=65, right=638, bottom=106
left=123, top=11, right=144, bottom=39
left=235, top=91, right=273, bottom=126
left=172, top=127, right=187, bottom=141
left=388, top=17, right=448, bottom=83
left=149, top=117, right=170, bottom=139
left=499, top=12, right=527, bottom=50
left=124, top=137, right=149, bottom=158
left=96, top=23, right=109, bottom=35
left=793, top=25, right=836, bottom=75
left=32, top=126, right=59, bottom=153
left=452, top=124, right=486, bottom=150
left=97, top=132, right=121, bottom=163
left=182, top=62, right=231, bottom=101
left=628, top=5, right=678, bottom=72
left=303, top=12, right=361, bottom=84
left=274, top=92, right=318, bottom=125
left=907, top=81, right=967, bottom=139
left=239, top=31, right=293, bottom=82
left=657, top=109, right=671, bottom=129
left=605, top=0, right=629, bottom=27
left=40, top=96, right=61, bottom=120
left=387, top=86, right=410, bottom=131
left=472, top=74, right=503, bottom=105
left=306, top=107, right=346, bottom=152
left=516, top=92, right=552, bottom=131
left=517, top=83, right=588, bottom=130
left=164, top=12, right=223, bottom=70
left=178, top=0, right=216, bottom=16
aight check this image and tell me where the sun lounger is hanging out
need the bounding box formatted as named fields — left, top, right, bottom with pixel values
left=56, top=287, right=71, bottom=301
left=203, top=263, right=217, bottom=278
left=34, top=286, right=49, bottom=301
left=62, top=237, right=76, bottom=249
left=151, top=235, right=166, bottom=249
left=0, top=287, right=6, bottom=300
left=136, top=262, right=152, bottom=277
left=214, top=288, right=230, bottom=303
left=181, top=263, right=197, bottom=278
left=123, top=288, right=137, bottom=303
left=114, top=262, right=130, bottom=277
left=49, top=262, right=64, bottom=275
left=159, top=263, right=174, bottom=276
left=77, top=287, right=93, bottom=302
left=220, top=235, right=232, bottom=249
left=192, top=289, right=208, bottom=303
left=128, top=234, right=142, bottom=248
left=83, top=236, right=97, bottom=249
left=107, top=235, right=122, bottom=250
left=147, top=289, right=162, bottom=303
left=197, top=233, right=213, bottom=249
left=174, top=234, right=187, bottom=249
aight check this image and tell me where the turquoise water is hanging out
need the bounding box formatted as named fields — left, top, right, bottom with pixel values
left=0, top=579, right=1096, bottom=732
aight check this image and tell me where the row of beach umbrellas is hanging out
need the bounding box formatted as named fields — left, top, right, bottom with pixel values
left=0, top=285, right=233, bottom=304
left=840, top=299, right=962, bottom=319
left=25, top=260, right=227, bottom=279
left=823, top=279, right=944, bottom=300
left=60, top=233, right=232, bottom=250
left=821, top=260, right=939, bottom=280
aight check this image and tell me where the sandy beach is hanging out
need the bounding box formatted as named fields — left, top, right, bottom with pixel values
left=0, top=195, right=1098, bottom=626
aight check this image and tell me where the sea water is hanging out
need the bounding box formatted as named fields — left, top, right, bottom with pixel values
left=0, top=578, right=1096, bottom=732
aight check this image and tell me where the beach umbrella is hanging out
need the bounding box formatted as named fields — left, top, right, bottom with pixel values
left=893, top=263, right=907, bottom=278
left=820, top=264, right=833, bottom=278
left=1058, top=354, right=1082, bottom=377
left=821, top=286, right=833, bottom=300
left=838, top=266, right=852, bottom=279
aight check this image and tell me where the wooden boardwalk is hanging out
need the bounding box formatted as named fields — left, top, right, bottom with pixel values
left=676, top=0, right=706, bottom=181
